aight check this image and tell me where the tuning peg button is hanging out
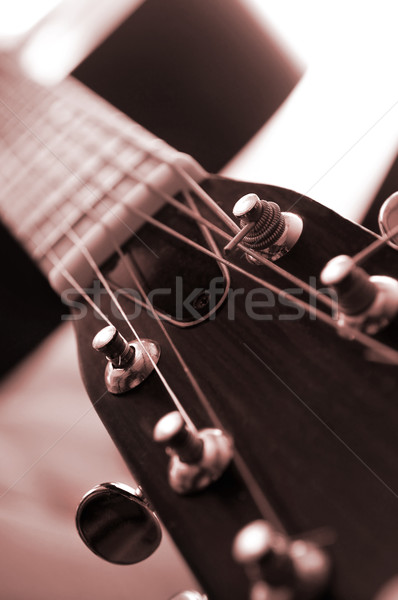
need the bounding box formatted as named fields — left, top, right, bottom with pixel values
left=92, top=325, right=160, bottom=394
left=154, top=411, right=233, bottom=494
left=76, top=482, right=161, bottom=564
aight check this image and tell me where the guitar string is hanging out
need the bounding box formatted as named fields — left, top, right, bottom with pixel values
left=37, top=210, right=287, bottom=532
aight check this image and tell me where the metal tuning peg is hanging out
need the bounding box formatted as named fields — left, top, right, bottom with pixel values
left=232, top=520, right=331, bottom=600
left=153, top=411, right=233, bottom=494
left=379, top=191, right=398, bottom=249
left=76, top=482, right=162, bottom=564
left=92, top=325, right=160, bottom=394
left=169, top=592, right=208, bottom=600
left=320, top=255, right=398, bottom=335
left=225, top=193, right=303, bottom=262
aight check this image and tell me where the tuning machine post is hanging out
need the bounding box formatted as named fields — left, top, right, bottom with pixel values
left=232, top=520, right=331, bottom=600
left=225, top=193, right=303, bottom=262
left=153, top=411, right=233, bottom=494
left=320, top=255, right=398, bottom=335
left=92, top=325, right=160, bottom=394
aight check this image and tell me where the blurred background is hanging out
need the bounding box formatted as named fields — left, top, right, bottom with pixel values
left=0, top=1, right=397, bottom=598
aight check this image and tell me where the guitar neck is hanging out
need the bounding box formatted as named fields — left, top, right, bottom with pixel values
left=0, top=53, right=205, bottom=296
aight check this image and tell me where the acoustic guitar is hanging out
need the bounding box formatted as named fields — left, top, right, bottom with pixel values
left=2, top=51, right=398, bottom=600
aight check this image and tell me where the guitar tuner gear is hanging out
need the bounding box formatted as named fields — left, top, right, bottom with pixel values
left=92, top=325, right=160, bottom=394
left=153, top=411, right=233, bottom=494
left=232, top=520, right=331, bottom=600
left=227, top=193, right=303, bottom=262
left=320, top=255, right=398, bottom=335
left=76, top=482, right=162, bottom=565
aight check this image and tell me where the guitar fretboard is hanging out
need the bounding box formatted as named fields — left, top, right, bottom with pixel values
left=0, top=53, right=205, bottom=296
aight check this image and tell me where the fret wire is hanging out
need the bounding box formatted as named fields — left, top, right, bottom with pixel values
left=31, top=145, right=157, bottom=260
left=0, top=66, right=128, bottom=232
left=18, top=125, right=146, bottom=237
left=12, top=131, right=116, bottom=237
left=0, top=107, right=84, bottom=222
left=17, top=155, right=103, bottom=234
left=3, top=138, right=78, bottom=224
left=2, top=59, right=168, bottom=252
left=33, top=186, right=114, bottom=260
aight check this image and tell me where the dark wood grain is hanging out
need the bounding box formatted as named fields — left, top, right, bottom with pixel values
left=75, top=176, right=398, bottom=600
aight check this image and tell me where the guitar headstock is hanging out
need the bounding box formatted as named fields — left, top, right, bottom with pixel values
left=72, top=175, right=398, bottom=600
